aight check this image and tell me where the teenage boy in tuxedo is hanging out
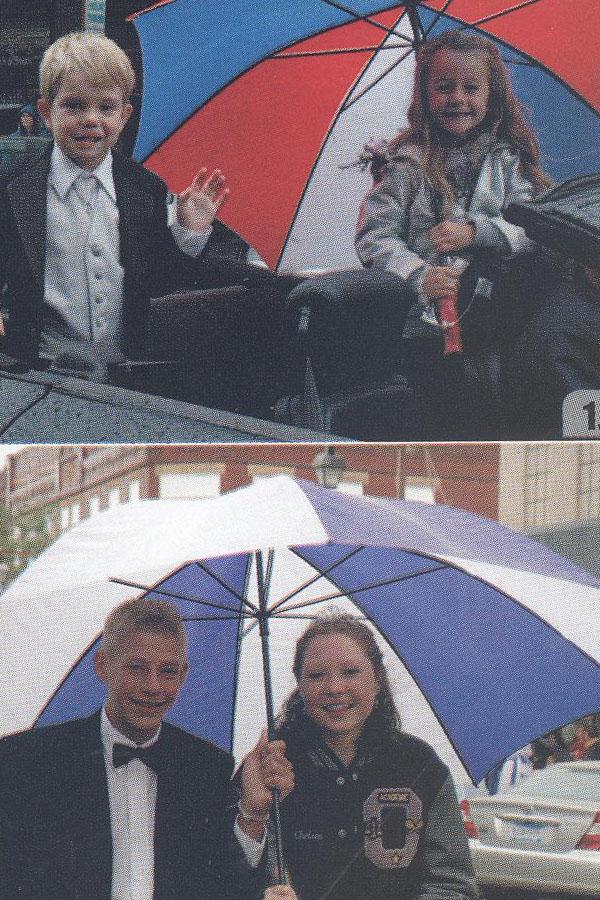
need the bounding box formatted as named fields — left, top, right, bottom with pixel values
left=0, top=596, right=294, bottom=900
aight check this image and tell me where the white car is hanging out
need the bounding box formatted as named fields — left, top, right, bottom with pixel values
left=461, top=761, right=600, bottom=899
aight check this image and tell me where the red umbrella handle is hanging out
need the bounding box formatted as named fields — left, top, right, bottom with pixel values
left=436, top=294, right=463, bottom=355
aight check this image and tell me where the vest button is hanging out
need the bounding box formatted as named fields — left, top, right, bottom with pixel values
left=336, top=776, right=345, bottom=786
left=337, top=828, right=347, bottom=839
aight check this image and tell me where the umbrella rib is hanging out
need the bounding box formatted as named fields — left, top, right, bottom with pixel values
left=275, top=562, right=448, bottom=613
left=276, top=595, right=342, bottom=612
left=241, top=619, right=259, bottom=638
left=504, top=57, right=538, bottom=67
left=270, top=545, right=365, bottom=612
left=272, top=42, right=412, bottom=58
left=319, top=0, right=415, bottom=43
left=271, top=613, right=367, bottom=620
left=264, top=549, right=275, bottom=599
left=422, top=0, right=456, bottom=38
left=469, top=0, right=547, bottom=28
left=421, top=0, right=546, bottom=40
left=184, top=614, right=254, bottom=623
left=193, top=560, right=259, bottom=613
left=109, top=577, right=253, bottom=616
left=421, top=0, right=546, bottom=32
left=342, top=44, right=417, bottom=111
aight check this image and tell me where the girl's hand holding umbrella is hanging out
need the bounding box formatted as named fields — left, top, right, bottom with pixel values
left=422, top=257, right=466, bottom=357
left=422, top=265, right=460, bottom=299
left=428, top=220, right=475, bottom=254
left=238, top=730, right=295, bottom=839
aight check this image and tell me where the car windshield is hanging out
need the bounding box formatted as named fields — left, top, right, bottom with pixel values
left=507, top=765, right=600, bottom=802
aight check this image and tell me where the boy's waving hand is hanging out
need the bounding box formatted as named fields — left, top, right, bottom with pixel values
left=177, top=167, right=230, bottom=232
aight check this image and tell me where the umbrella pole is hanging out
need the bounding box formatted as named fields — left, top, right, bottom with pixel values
left=256, top=550, right=288, bottom=885
left=406, top=2, right=425, bottom=45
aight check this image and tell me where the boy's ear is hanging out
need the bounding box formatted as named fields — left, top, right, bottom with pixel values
left=37, top=98, right=52, bottom=128
left=122, top=102, right=133, bottom=125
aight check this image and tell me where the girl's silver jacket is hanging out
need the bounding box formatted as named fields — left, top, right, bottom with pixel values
left=355, top=139, right=537, bottom=294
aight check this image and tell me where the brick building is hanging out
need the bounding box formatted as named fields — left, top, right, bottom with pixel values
left=2, top=443, right=599, bottom=550
left=1, top=1, right=145, bottom=136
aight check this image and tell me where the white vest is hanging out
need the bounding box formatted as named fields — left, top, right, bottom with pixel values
left=40, top=171, right=124, bottom=362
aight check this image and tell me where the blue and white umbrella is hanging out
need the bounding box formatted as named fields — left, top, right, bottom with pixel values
left=1, top=475, right=599, bottom=789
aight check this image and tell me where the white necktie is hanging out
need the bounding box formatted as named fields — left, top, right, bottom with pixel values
left=74, top=171, right=99, bottom=215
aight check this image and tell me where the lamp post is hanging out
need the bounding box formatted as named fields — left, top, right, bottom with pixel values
left=83, top=0, right=106, bottom=31
left=312, top=446, right=346, bottom=489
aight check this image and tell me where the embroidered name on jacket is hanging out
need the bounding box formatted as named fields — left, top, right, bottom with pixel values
left=363, top=787, right=423, bottom=868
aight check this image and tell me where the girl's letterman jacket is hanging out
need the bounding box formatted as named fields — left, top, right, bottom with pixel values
left=266, top=726, right=479, bottom=900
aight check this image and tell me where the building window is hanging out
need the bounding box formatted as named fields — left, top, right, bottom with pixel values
left=108, top=488, right=121, bottom=508
left=251, top=471, right=289, bottom=484
left=524, top=445, right=549, bottom=528
left=89, top=496, right=100, bottom=517
left=71, top=503, right=80, bottom=525
left=404, top=484, right=436, bottom=504
left=60, top=507, right=70, bottom=530
left=159, top=472, right=221, bottom=499
left=337, top=480, right=364, bottom=496
left=577, top=445, right=600, bottom=520
left=128, top=480, right=141, bottom=503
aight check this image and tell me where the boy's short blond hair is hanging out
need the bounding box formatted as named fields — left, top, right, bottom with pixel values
left=102, top=596, right=188, bottom=662
left=40, top=31, right=135, bottom=104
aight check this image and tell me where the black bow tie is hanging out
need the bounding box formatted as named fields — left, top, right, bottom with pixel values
left=113, top=742, right=162, bottom=772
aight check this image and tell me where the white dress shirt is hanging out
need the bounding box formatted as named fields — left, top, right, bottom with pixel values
left=100, top=709, right=263, bottom=900
left=40, top=145, right=210, bottom=363
left=101, top=708, right=159, bottom=900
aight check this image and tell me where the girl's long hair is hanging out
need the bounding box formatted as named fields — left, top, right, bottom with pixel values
left=389, top=30, right=551, bottom=215
left=277, top=613, right=401, bottom=747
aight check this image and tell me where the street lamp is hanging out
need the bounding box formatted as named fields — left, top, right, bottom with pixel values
left=312, top=446, right=346, bottom=489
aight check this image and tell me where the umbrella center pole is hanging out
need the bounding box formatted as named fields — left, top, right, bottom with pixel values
left=405, top=2, right=425, bottom=45
left=256, top=550, right=288, bottom=885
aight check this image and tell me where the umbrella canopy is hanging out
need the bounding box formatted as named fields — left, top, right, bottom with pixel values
left=130, top=0, right=600, bottom=271
left=1, top=475, right=599, bottom=787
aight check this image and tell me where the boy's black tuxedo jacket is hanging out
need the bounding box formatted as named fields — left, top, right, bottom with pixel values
left=0, top=711, right=250, bottom=900
left=0, top=144, right=198, bottom=363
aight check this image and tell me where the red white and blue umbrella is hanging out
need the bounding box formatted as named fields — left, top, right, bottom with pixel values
left=129, top=0, right=600, bottom=272
left=1, top=475, right=599, bottom=789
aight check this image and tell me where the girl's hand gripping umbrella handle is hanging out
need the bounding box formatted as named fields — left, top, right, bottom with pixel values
left=435, top=294, right=463, bottom=355
left=434, top=254, right=467, bottom=355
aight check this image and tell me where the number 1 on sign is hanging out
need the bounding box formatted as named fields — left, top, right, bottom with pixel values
left=562, top=391, right=600, bottom=438
left=583, top=400, right=598, bottom=431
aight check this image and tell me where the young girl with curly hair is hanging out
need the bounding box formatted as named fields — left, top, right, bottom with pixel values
left=355, top=29, right=553, bottom=438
